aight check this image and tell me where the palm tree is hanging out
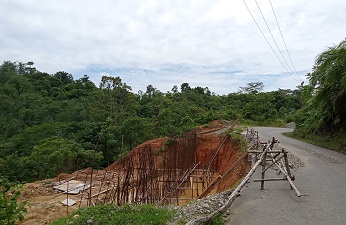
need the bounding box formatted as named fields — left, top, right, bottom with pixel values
left=309, top=38, right=346, bottom=132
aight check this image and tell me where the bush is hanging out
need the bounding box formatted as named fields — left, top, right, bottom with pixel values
left=51, top=204, right=175, bottom=225
left=0, top=178, right=29, bottom=225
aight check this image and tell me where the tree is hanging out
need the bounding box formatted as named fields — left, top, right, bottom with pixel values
left=307, top=38, right=346, bottom=132
left=99, top=76, right=131, bottom=91
left=171, top=85, right=178, bottom=93
left=27, top=138, right=102, bottom=179
left=239, top=82, right=264, bottom=94
left=145, top=84, right=161, bottom=98
left=96, top=76, right=135, bottom=124
left=53, top=71, right=74, bottom=85
left=181, top=83, right=191, bottom=93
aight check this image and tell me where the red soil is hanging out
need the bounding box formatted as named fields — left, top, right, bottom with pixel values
left=20, top=120, right=248, bottom=225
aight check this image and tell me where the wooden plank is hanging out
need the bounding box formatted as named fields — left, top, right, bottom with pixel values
left=198, top=175, right=222, bottom=199
left=198, top=151, right=249, bottom=198
left=284, top=151, right=293, bottom=190
left=88, top=189, right=111, bottom=199
left=176, top=187, right=199, bottom=190
left=248, top=150, right=288, bottom=154
left=207, top=137, right=227, bottom=170
left=254, top=178, right=287, bottom=182
left=274, top=161, right=301, bottom=197
left=260, top=150, right=267, bottom=190
left=261, top=154, right=285, bottom=174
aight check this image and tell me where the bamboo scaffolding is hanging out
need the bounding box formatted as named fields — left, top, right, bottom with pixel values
left=187, top=140, right=272, bottom=225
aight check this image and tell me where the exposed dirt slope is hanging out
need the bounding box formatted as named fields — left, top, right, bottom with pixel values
left=20, top=120, right=248, bottom=225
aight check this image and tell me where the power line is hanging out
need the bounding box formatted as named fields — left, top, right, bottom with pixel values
left=254, top=0, right=301, bottom=82
left=243, top=0, right=301, bottom=82
left=269, top=0, right=303, bottom=82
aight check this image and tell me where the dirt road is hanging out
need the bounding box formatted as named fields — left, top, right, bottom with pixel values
left=225, top=127, right=346, bottom=225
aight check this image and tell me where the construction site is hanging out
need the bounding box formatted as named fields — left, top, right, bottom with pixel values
left=21, top=120, right=251, bottom=224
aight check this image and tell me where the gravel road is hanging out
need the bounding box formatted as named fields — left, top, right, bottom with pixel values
left=224, top=127, right=346, bottom=225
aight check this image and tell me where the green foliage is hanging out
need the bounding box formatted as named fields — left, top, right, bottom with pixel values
left=0, top=178, right=29, bottom=225
left=225, top=130, right=248, bottom=153
left=286, top=38, right=346, bottom=153
left=239, top=81, right=264, bottom=94
left=26, top=138, right=102, bottom=180
left=201, top=215, right=224, bottom=225
left=157, top=138, right=176, bottom=154
left=50, top=204, right=175, bottom=225
left=283, top=131, right=346, bottom=154
left=298, top=38, right=346, bottom=133
left=0, top=61, right=303, bottom=182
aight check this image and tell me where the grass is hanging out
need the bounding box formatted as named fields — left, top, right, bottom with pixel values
left=238, top=119, right=286, bottom=128
left=50, top=204, right=176, bottom=225
left=202, top=215, right=224, bottom=225
left=50, top=203, right=226, bottom=225
left=282, top=131, right=346, bottom=154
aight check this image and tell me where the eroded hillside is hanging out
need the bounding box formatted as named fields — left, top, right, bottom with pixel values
left=21, top=120, right=249, bottom=224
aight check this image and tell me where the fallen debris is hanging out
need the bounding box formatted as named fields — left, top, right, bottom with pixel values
left=53, top=180, right=90, bottom=194
left=61, top=198, right=77, bottom=206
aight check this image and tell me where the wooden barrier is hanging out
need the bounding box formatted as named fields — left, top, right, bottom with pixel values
left=186, top=132, right=302, bottom=224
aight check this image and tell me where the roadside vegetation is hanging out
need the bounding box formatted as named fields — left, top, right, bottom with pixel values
left=50, top=204, right=223, bottom=225
left=50, top=204, right=175, bottom=225
left=288, top=38, right=346, bottom=154
left=283, top=132, right=346, bottom=154
left=0, top=178, right=29, bottom=225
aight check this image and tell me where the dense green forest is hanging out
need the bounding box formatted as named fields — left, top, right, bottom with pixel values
left=2, top=38, right=345, bottom=182
left=290, top=38, right=346, bottom=152
left=2, top=36, right=346, bottom=183
left=0, top=60, right=303, bottom=182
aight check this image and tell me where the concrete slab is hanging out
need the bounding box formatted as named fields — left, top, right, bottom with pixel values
left=53, top=180, right=90, bottom=194
left=61, top=198, right=77, bottom=206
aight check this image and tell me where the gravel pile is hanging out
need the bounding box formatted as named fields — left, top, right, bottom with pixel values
left=285, top=122, right=296, bottom=129
left=303, top=148, right=341, bottom=164
left=167, top=190, right=233, bottom=224
left=287, top=152, right=305, bottom=169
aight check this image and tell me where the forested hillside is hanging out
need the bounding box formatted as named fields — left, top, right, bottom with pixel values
left=290, top=38, right=346, bottom=152
left=0, top=61, right=302, bottom=182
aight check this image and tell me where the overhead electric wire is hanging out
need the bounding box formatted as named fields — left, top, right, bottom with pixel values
left=253, top=0, right=301, bottom=82
left=243, top=0, right=294, bottom=80
left=269, top=0, right=303, bottom=82
left=243, top=0, right=301, bottom=82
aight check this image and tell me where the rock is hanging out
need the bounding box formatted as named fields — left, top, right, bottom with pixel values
left=166, top=190, right=233, bottom=224
left=285, top=122, right=296, bottom=129
left=86, top=218, right=93, bottom=224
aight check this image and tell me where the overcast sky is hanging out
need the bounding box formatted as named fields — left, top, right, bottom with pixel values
left=1, top=0, right=345, bottom=95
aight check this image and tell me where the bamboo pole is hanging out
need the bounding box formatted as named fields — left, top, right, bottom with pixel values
left=198, top=151, right=248, bottom=199
left=186, top=143, right=271, bottom=225
left=267, top=148, right=301, bottom=197
left=273, top=160, right=301, bottom=197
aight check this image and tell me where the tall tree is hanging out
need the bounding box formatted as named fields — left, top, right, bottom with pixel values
left=308, top=38, right=346, bottom=131
left=239, top=82, right=264, bottom=94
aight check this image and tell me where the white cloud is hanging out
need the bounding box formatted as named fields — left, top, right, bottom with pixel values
left=0, top=0, right=345, bottom=94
